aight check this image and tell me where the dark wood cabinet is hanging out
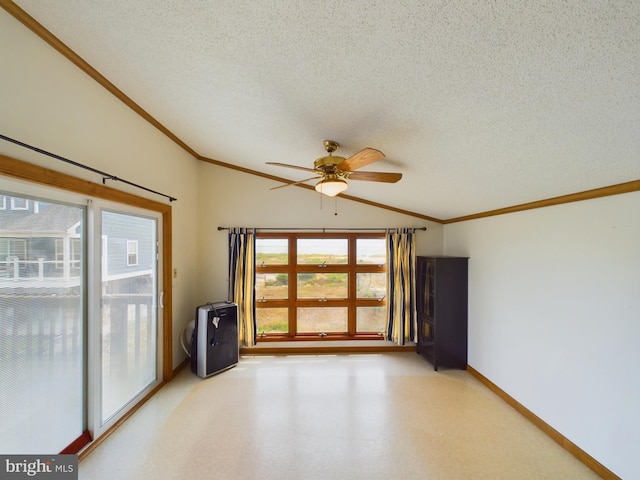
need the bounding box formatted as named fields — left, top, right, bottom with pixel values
left=416, top=256, right=468, bottom=370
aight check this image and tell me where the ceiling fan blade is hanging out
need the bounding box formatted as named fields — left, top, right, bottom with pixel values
left=337, top=147, right=385, bottom=171
left=266, top=162, right=317, bottom=174
left=270, top=176, right=321, bottom=190
left=347, top=171, right=402, bottom=183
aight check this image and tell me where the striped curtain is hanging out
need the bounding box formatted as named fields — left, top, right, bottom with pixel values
left=228, top=228, right=256, bottom=347
left=386, top=228, right=417, bottom=345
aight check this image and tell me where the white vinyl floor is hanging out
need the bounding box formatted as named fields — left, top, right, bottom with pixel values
left=78, top=353, right=600, bottom=480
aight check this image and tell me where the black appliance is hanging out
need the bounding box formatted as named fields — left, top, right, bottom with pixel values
left=190, top=302, right=239, bottom=378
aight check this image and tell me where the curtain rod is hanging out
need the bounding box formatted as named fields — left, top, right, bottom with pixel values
left=217, top=227, right=427, bottom=232
left=0, top=134, right=177, bottom=202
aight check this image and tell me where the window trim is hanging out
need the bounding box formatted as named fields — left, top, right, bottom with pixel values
left=256, top=232, right=387, bottom=341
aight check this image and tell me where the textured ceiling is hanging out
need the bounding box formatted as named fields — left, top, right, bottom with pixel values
left=11, top=0, right=640, bottom=220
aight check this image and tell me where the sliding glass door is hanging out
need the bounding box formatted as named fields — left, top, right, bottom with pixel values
left=0, top=191, right=85, bottom=453
left=99, top=209, right=161, bottom=424
left=0, top=177, right=165, bottom=453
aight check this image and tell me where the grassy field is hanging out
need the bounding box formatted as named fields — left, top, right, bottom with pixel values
left=255, top=252, right=386, bottom=335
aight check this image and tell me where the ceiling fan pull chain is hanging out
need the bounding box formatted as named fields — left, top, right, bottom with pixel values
left=334, top=196, right=338, bottom=216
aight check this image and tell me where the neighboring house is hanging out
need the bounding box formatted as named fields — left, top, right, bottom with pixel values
left=100, top=210, right=156, bottom=295
left=0, top=194, right=154, bottom=293
left=0, top=195, right=82, bottom=290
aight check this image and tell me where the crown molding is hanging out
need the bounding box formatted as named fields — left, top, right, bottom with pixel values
left=444, top=180, right=640, bottom=224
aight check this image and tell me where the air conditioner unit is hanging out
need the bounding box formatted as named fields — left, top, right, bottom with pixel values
left=190, top=302, right=239, bottom=378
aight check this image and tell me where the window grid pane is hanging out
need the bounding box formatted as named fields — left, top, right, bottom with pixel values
left=297, top=273, right=348, bottom=299
left=256, top=238, right=288, bottom=265
left=297, top=238, right=348, bottom=265
left=356, top=272, right=386, bottom=299
left=356, top=306, right=387, bottom=333
left=297, top=307, right=348, bottom=333
left=356, top=238, right=386, bottom=265
left=256, top=308, right=288, bottom=334
left=256, top=273, right=288, bottom=300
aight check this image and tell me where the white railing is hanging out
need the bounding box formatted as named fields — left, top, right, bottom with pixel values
left=0, top=256, right=81, bottom=281
left=1, top=294, right=154, bottom=371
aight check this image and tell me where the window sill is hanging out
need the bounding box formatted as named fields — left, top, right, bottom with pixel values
left=240, top=340, right=416, bottom=355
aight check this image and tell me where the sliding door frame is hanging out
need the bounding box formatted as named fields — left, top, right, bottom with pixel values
left=0, top=153, right=173, bottom=452
left=89, top=201, right=164, bottom=440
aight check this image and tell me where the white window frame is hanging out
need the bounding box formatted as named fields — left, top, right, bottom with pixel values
left=88, top=200, right=163, bottom=439
left=10, top=197, right=29, bottom=210
left=126, top=240, right=139, bottom=266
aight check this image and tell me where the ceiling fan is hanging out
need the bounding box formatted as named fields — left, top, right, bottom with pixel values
left=266, top=140, right=402, bottom=197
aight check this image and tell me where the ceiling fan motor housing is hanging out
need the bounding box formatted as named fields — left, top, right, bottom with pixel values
left=315, top=140, right=345, bottom=174
left=314, top=155, right=346, bottom=172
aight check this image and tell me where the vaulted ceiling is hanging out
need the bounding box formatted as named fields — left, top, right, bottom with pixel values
left=8, top=1, right=640, bottom=220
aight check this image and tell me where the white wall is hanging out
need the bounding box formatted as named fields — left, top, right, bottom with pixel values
left=0, top=11, right=201, bottom=369
left=196, top=162, right=443, bottom=303
left=443, top=191, right=640, bottom=479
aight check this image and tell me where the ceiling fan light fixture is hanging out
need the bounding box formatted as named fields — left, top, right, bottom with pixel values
left=315, top=178, right=348, bottom=197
